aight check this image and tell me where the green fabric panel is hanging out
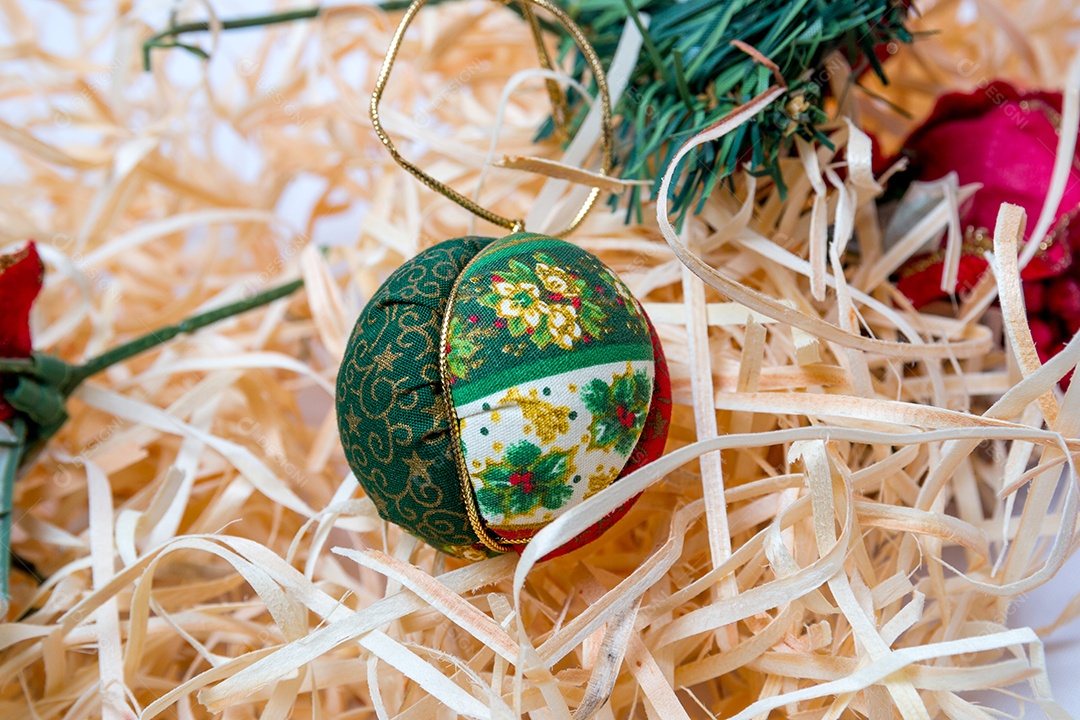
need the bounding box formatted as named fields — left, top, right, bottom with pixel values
left=445, top=233, right=654, bottom=403
left=336, top=235, right=494, bottom=555
left=450, top=342, right=655, bottom=407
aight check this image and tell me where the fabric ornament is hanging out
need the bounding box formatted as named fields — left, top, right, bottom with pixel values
left=336, top=233, right=671, bottom=561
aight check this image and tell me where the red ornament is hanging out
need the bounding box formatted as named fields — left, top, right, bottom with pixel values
left=0, top=242, right=44, bottom=422
left=892, top=82, right=1080, bottom=384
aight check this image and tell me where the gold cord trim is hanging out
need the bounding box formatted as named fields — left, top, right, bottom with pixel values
left=438, top=240, right=531, bottom=553
left=897, top=213, right=1076, bottom=281
left=370, top=0, right=614, bottom=237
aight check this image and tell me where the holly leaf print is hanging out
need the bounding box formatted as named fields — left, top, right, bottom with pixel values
left=582, top=366, right=652, bottom=456
left=474, top=441, right=577, bottom=521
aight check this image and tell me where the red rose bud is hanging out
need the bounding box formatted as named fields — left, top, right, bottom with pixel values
left=1028, top=318, right=1056, bottom=351
left=0, top=241, right=44, bottom=422
left=1051, top=343, right=1073, bottom=389
left=1064, top=312, right=1080, bottom=337
left=896, top=253, right=988, bottom=309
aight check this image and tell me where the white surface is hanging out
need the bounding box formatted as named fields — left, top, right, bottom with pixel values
left=981, top=547, right=1080, bottom=715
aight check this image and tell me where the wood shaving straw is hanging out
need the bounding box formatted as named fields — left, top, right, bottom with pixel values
left=2, top=0, right=1079, bottom=717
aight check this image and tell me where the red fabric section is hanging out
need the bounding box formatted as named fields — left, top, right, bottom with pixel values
left=0, top=241, right=43, bottom=421
left=508, top=308, right=672, bottom=561
left=896, top=254, right=989, bottom=309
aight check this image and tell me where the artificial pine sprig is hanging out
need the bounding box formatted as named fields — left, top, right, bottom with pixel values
left=549, top=0, right=912, bottom=222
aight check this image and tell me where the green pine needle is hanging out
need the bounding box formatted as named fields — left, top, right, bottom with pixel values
left=551, top=0, right=912, bottom=218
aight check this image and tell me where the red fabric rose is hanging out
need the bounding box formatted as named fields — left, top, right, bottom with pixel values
left=0, top=242, right=44, bottom=421
left=894, top=81, right=1080, bottom=308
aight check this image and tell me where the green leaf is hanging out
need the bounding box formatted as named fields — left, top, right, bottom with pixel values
left=541, top=483, right=575, bottom=510
left=476, top=487, right=504, bottom=515
left=533, top=449, right=570, bottom=486
left=481, top=463, right=512, bottom=486
left=581, top=378, right=612, bottom=415
left=510, top=489, right=539, bottom=514
left=505, top=440, right=542, bottom=468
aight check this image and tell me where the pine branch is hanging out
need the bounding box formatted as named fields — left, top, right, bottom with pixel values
left=551, top=0, right=913, bottom=219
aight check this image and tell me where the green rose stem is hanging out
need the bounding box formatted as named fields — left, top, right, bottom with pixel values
left=0, top=277, right=302, bottom=614
left=59, top=277, right=303, bottom=395
left=143, top=8, right=321, bottom=70
left=142, top=3, right=431, bottom=71
left=0, top=417, right=26, bottom=616
left=140, top=0, right=541, bottom=71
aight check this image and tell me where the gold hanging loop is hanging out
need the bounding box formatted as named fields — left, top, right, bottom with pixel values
left=370, top=0, right=614, bottom=237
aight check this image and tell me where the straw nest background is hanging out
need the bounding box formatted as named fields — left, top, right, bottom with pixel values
left=2, top=0, right=1080, bottom=717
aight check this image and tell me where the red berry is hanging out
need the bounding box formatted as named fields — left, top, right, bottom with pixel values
left=1047, top=278, right=1080, bottom=317
left=509, top=471, right=534, bottom=494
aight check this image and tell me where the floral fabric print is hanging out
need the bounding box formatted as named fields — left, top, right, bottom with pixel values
left=445, top=235, right=653, bottom=390
left=499, top=387, right=571, bottom=444
left=473, top=256, right=603, bottom=352
left=444, top=234, right=656, bottom=541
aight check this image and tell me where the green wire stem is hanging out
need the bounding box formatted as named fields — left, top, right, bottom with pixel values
left=0, top=417, right=26, bottom=616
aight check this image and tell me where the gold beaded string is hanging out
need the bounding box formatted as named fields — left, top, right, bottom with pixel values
left=369, top=0, right=614, bottom=237
left=520, top=1, right=572, bottom=142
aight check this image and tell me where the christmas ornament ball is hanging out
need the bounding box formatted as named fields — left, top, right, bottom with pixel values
left=336, top=233, right=671, bottom=560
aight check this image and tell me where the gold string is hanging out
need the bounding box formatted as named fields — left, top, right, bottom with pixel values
left=437, top=254, right=520, bottom=553
left=370, top=0, right=614, bottom=237
left=520, top=0, right=570, bottom=142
